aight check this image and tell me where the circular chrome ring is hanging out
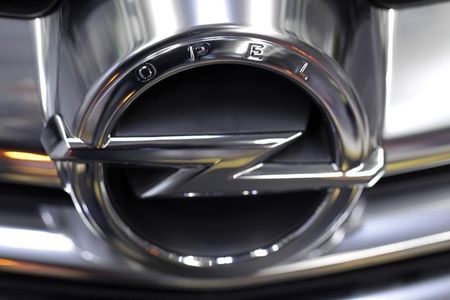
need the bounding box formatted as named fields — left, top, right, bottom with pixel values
left=57, top=33, right=372, bottom=269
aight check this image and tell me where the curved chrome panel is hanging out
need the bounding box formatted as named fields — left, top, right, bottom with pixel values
left=0, top=18, right=43, bottom=151
left=382, top=2, right=450, bottom=175
left=384, top=1, right=450, bottom=139
left=34, top=11, right=60, bottom=119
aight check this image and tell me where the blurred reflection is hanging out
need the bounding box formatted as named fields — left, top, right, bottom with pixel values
left=0, top=228, right=74, bottom=252
left=3, top=151, right=51, bottom=162
left=0, top=149, right=59, bottom=187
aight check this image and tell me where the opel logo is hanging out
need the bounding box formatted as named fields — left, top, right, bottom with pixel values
left=42, top=34, right=384, bottom=269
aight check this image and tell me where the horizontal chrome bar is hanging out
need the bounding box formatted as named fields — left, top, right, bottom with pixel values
left=0, top=167, right=449, bottom=288
left=41, top=115, right=384, bottom=197
left=107, top=134, right=301, bottom=148
left=237, top=148, right=384, bottom=188
left=0, top=126, right=442, bottom=189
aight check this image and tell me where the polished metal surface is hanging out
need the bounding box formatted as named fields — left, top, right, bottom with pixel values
left=0, top=18, right=43, bottom=151
left=345, top=273, right=450, bottom=300
left=384, top=1, right=450, bottom=140
left=0, top=1, right=448, bottom=187
left=34, top=0, right=386, bottom=271
left=382, top=2, right=450, bottom=175
left=30, top=0, right=450, bottom=181
left=0, top=0, right=449, bottom=293
left=0, top=0, right=447, bottom=188
left=1, top=168, right=450, bottom=289
left=44, top=125, right=383, bottom=194
left=39, top=27, right=383, bottom=268
left=0, top=18, right=61, bottom=188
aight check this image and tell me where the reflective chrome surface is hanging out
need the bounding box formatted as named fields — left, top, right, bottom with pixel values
left=0, top=18, right=43, bottom=151
left=1, top=168, right=450, bottom=288
left=42, top=109, right=382, bottom=268
left=347, top=273, right=450, bottom=300
left=0, top=18, right=60, bottom=188
left=35, top=0, right=386, bottom=270
left=0, top=1, right=448, bottom=186
left=39, top=28, right=383, bottom=267
left=0, top=1, right=448, bottom=187
left=384, top=2, right=450, bottom=139
left=382, top=2, right=450, bottom=175
left=44, top=125, right=383, bottom=194
left=0, top=0, right=449, bottom=294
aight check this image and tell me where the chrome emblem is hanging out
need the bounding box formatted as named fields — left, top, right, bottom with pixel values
left=42, top=34, right=384, bottom=269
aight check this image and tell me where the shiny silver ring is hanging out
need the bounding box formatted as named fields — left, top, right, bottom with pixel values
left=43, top=33, right=384, bottom=269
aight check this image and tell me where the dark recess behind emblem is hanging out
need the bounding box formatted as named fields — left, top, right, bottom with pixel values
left=113, top=64, right=312, bottom=137
left=107, top=165, right=324, bottom=257
left=106, top=64, right=335, bottom=257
